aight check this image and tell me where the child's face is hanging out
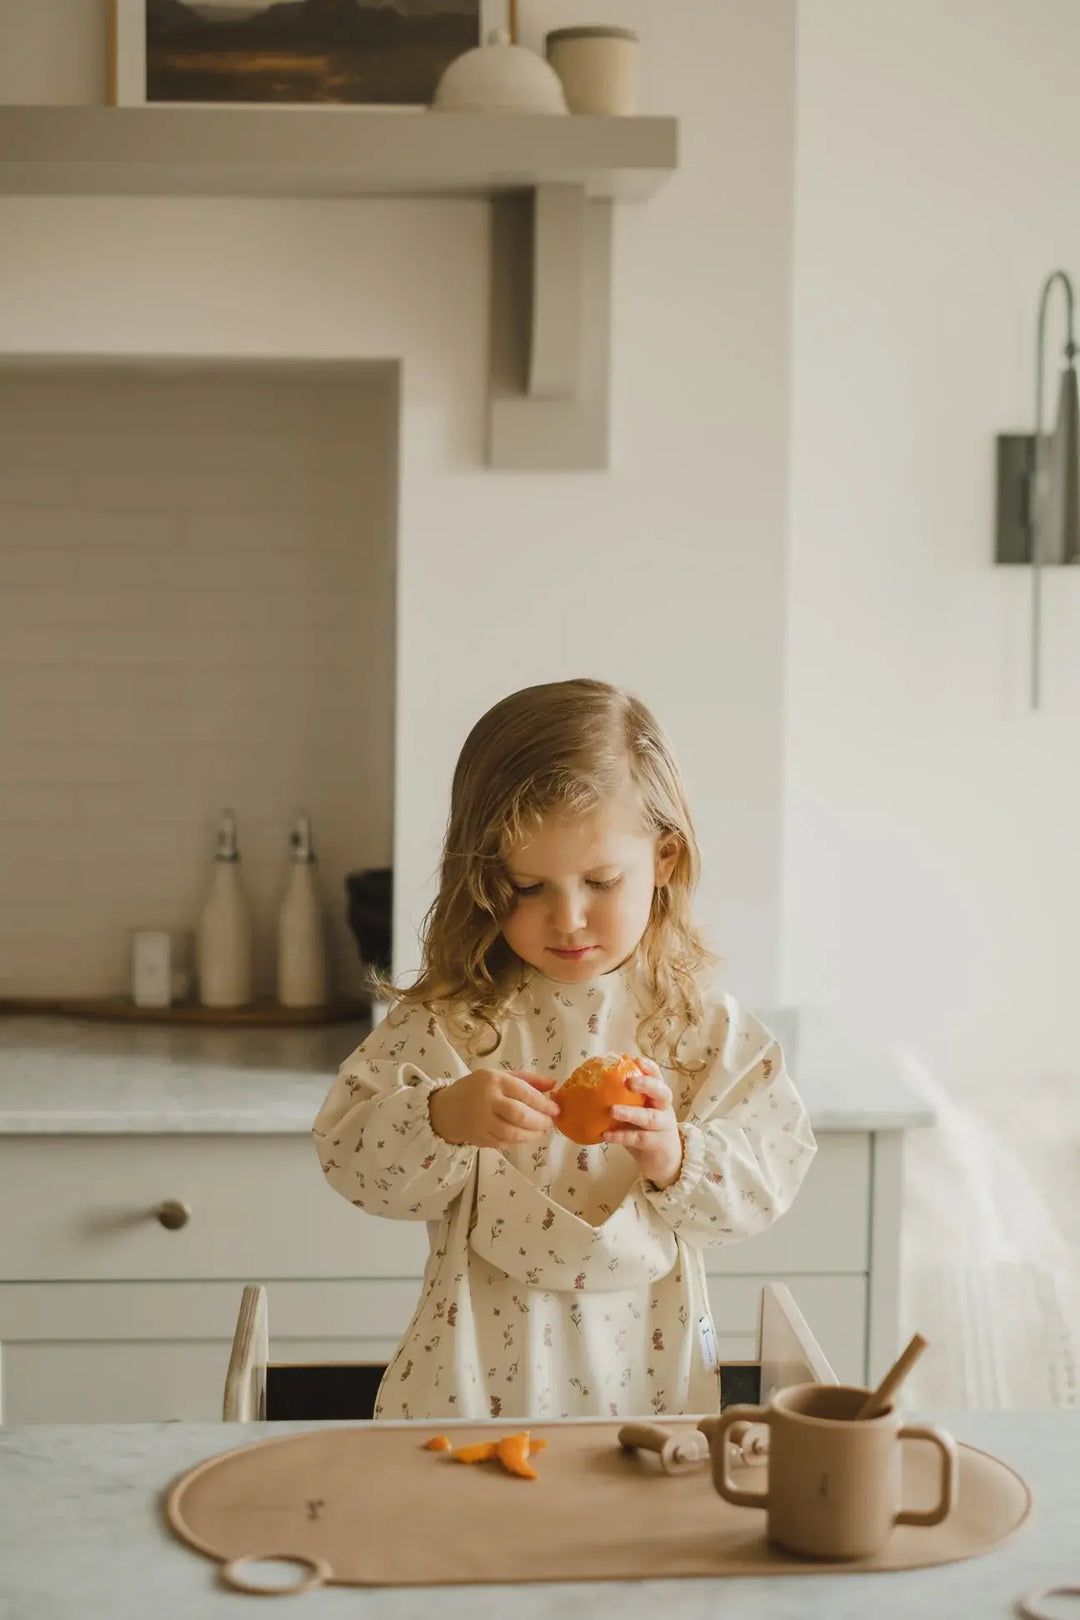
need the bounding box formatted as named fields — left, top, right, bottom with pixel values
left=501, top=787, right=678, bottom=983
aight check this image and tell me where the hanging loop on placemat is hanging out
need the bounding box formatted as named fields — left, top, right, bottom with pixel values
left=1018, top=1585, right=1080, bottom=1620
left=221, top=1552, right=332, bottom=1596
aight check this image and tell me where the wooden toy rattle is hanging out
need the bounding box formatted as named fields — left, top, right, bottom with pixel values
left=618, top=1419, right=768, bottom=1474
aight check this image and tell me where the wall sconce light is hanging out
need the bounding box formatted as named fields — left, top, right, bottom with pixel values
left=995, top=269, right=1080, bottom=709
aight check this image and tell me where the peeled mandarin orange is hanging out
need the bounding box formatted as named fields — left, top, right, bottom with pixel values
left=553, top=1052, right=647, bottom=1146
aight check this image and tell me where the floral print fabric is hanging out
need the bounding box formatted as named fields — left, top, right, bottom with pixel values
left=312, top=964, right=816, bottom=1420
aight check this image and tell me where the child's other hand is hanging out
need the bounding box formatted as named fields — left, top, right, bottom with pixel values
left=604, top=1059, right=684, bottom=1190
left=429, top=1069, right=560, bottom=1151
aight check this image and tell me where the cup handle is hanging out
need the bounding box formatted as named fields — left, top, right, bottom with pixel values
left=894, top=1423, right=958, bottom=1527
left=699, top=1404, right=771, bottom=1509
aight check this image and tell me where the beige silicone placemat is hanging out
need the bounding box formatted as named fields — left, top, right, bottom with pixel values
left=165, top=1419, right=1032, bottom=1590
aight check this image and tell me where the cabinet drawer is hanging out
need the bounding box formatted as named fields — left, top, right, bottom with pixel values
left=0, top=1136, right=430, bottom=1282
left=1, top=1340, right=241, bottom=1423
left=0, top=1278, right=424, bottom=1341
left=703, top=1132, right=869, bottom=1275
left=0, top=1129, right=868, bottom=1283
left=0, top=1278, right=422, bottom=1422
left=0, top=1337, right=405, bottom=1425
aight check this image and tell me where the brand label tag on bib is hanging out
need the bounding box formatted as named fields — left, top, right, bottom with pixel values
left=698, top=1314, right=719, bottom=1371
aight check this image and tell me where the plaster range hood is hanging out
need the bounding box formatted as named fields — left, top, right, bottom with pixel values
left=0, top=105, right=678, bottom=470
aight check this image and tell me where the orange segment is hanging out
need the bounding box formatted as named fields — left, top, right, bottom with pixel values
left=423, top=1435, right=452, bottom=1452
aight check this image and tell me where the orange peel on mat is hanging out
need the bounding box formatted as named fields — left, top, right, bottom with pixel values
left=496, top=1433, right=538, bottom=1480
left=446, top=1432, right=546, bottom=1477
left=423, top=1435, right=452, bottom=1451
left=553, top=1053, right=647, bottom=1146
left=453, top=1441, right=499, bottom=1464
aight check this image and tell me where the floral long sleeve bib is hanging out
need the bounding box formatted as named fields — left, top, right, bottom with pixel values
left=312, top=964, right=816, bottom=1422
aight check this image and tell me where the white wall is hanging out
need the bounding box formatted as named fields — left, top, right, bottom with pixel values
left=783, top=0, right=1080, bottom=1093
left=0, top=0, right=110, bottom=105
left=398, top=0, right=796, bottom=997
left=10, top=0, right=1075, bottom=1096
left=0, top=1, right=797, bottom=1005
left=0, top=363, right=396, bottom=999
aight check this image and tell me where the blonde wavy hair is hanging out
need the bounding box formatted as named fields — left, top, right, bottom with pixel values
left=386, top=679, right=716, bottom=1073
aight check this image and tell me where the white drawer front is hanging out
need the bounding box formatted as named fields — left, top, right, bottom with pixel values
left=0, top=1278, right=421, bottom=1422
left=0, top=1128, right=868, bottom=1284
left=703, top=1132, right=869, bottom=1275
left=1, top=1340, right=241, bottom=1423
left=0, top=1278, right=424, bottom=1341
left=0, top=1271, right=866, bottom=1421
left=0, top=1339, right=408, bottom=1425
left=0, top=1136, right=430, bottom=1282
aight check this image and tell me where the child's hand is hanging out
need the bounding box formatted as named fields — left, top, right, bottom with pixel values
left=429, top=1069, right=560, bottom=1151
left=603, top=1059, right=684, bottom=1190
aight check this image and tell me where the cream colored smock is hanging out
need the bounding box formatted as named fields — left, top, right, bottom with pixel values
left=313, top=965, right=816, bottom=1421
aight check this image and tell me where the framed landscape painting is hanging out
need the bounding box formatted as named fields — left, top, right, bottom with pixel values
left=110, top=0, right=484, bottom=109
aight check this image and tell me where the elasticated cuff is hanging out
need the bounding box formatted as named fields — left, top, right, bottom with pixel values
left=368, top=1074, right=475, bottom=1180
left=641, top=1121, right=707, bottom=1219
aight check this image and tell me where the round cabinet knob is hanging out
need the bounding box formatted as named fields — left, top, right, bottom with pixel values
left=155, top=1199, right=192, bottom=1231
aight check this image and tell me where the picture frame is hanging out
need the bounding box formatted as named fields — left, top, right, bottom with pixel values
left=109, top=0, right=494, bottom=112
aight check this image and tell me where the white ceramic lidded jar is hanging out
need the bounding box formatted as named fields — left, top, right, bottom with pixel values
left=196, top=808, right=254, bottom=1009
left=276, top=812, right=328, bottom=1010
left=545, top=26, right=639, bottom=116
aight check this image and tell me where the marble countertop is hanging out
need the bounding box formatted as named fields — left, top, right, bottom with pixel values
left=0, top=1007, right=935, bottom=1135
left=0, top=1411, right=1068, bottom=1619
left=0, top=1015, right=372, bottom=1134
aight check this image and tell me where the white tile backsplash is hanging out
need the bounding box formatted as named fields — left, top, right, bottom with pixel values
left=0, top=364, right=397, bottom=1000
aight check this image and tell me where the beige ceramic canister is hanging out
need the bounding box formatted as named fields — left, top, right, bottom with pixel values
left=196, top=808, right=254, bottom=1009
left=702, top=1383, right=957, bottom=1561
left=545, top=26, right=639, bottom=115
left=276, top=812, right=328, bottom=1009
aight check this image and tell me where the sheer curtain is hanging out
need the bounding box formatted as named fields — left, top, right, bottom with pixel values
left=897, top=1053, right=1079, bottom=1410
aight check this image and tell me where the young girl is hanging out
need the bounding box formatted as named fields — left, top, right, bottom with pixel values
left=313, top=679, right=816, bottom=1422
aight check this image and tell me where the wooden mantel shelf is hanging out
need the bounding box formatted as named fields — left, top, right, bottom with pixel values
left=0, top=105, right=679, bottom=470
left=0, top=105, right=676, bottom=203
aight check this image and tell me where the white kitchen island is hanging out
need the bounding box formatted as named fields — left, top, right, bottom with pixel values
left=0, top=1008, right=933, bottom=1423
left=0, top=1412, right=1067, bottom=1619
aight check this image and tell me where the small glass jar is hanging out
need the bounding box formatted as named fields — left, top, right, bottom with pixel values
left=545, top=26, right=639, bottom=117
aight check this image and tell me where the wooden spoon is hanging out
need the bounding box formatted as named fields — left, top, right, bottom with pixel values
left=856, top=1332, right=928, bottom=1420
